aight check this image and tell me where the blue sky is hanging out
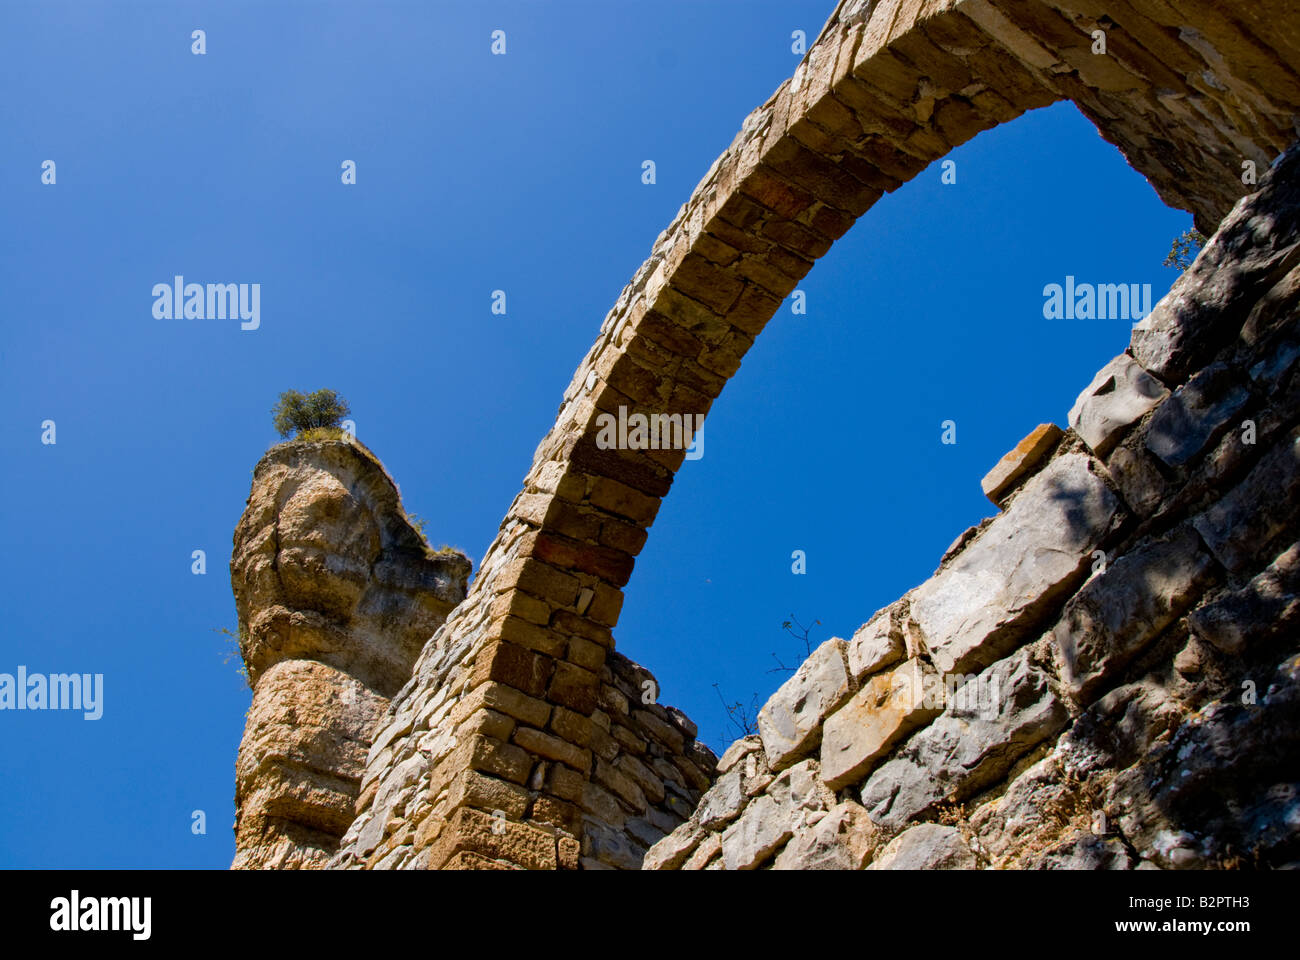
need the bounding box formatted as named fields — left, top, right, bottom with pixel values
left=0, top=1, right=1193, bottom=868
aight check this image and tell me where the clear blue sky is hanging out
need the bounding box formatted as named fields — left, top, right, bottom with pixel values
left=0, top=1, right=1193, bottom=868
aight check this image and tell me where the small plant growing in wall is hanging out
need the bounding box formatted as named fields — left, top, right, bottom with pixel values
left=406, top=511, right=431, bottom=542
left=1164, top=229, right=1206, bottom=271
left=271, top=389, right=351, bottom=439
left=214, top=626, right=252, bottom=691
left=769, top=614, right=821, bottom=673
left=711, top=614, right=823, bottom=749
left=713, top=683, right=761, bottom=740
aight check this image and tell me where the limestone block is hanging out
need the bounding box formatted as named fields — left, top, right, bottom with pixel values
left=683, top=833, right=722, bottom=870
left=981, top=423, right=1063, bottom=505
left=1052, top=526, right=1216, bottom=702
left=1145, top=362, right=1250, bottom=467
left=910, top=454, right=1121, bottom=676
left=642, top=821, right=704, bottom=871
left=721, top=759, right=833, bottom=870
left=773, top=801, right=877, bottom=870
left=1193, top=427, right=1300, bottom=573
left=757, top=638, right=851, bottom=769
left=867, top=823, right=976, bottom=870
left=697, top=766, right=746, bottom=830
left=715, top=735, right=762, bottom=774
left=860, top=647, right=1067, bottom=829
left=584, top=819, right=647, bottom=870
left=720, top=794, right=785, bottom=870
left=425, top=806, right=558, bottom=871
left=1068, top=354, right=1169, bottom=457
left=820, top=659, right=942, bottom=790
left=1189, top=540, right=1300, bottom=654
left=846, top=605, right=905, bottom=679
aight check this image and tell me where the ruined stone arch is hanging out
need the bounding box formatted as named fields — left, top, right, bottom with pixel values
left=328, top=0, right=1300, bottom=869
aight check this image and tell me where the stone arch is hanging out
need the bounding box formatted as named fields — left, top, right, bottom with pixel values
left=333, top=0, right=1300, bottom=869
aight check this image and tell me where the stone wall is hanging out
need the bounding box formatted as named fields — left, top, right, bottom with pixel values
left=230, top=440, right=471, bottom=868
left=645, top=147, right=1300, bottom=869
left=320, top=0, right=1300, bottom=869
left=329, top=602, right=714, bottom=871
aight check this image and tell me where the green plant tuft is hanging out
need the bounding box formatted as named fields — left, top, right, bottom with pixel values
left=271, top=389, right=351, bottom=439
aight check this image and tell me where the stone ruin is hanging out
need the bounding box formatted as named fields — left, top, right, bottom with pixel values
left=229, top=0, right=1300, bottom=869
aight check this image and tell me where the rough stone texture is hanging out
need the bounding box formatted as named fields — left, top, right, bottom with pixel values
left=1068, top=355, right=1169, bottom=457
left=846, top=602, right=906, bottom=679
left=757, top=638, right=851, bottom=770
left=232, top=440, right=471, bottom=693
left=1145, top=362, right=1250, bottom=467
left=1052, top=526, right=1217, bottom=703
left=1189, top=541, right=1300, bottom=655
left=1105, top=653, right=1300, bottom=869
left=909, top=453, right=1122, bottom=676
left=232, top=660, right=389, bottom=869
left=867, top=823, right=976, bottom=870
left=1193, top=427, right=1300, bottom=574
left=859, top=645, right=1069, bottom=829
left=820, top=659, right=941, bottom=790
left=981, top=423, right=1063, bottom=505
left=1131, top=154, right=1300, bottom=384
left=720, top=760, right=835, bottom=870
left=772, top=801, right=878, bottom=870
left=231, top=439, right=471, bottom=869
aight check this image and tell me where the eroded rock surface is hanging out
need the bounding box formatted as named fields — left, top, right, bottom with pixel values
left=230, top=440, right=470, bottom=869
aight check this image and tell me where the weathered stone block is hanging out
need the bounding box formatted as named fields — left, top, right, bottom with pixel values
left=683, top=832, right=722, bottom=870
left=1105, top=442, right=1168, bottom=519
left=466, top=681, right=551, bottom=729
left=757, top=637, right=851, bottom=769
left=720, top=794, right=784, bottom=870
left=860, top=647, right=1067, bottom=829
left=773, top=801, right=878, bottom=870
left=579, top=780, right=626, bottom=829
left=616, top=753, right=666, bottom=805
left=1068, top=354, right=1169, bottom=457
left=697, top=766, right=746, bottom=830
left=981, top=423, right=1063, bottom=505
left=633, top=708, right=686, bottom=754
left=867, top=822, right=976, bottom=869
left=513, top=726, right=592, bottom=774
left=445, top=770, right=531, bottom=821
left=642, top=820, right=703, bottom=871
left=1053, top=526, right=1216, bottom=702
left=1189, top=540, right=1300, bottom=654
left=471, top=642, right=554, bottom=700
left=820, top=659, right=942, bottom=790
left=716, top=735, right=762, bottom=774
left=425, top=806, right=557, bottom=871
left=720, top=759, right=833, bottom=870
left=594, top=757, right=647, bottom=811
left=548, top=661, right=600, bottom=714
left=1193, top=427, right=1300, bottom=573
left=910, top=453, right=1121, bottom=676
left=462, top=734, right=534, bottom=786
left=1145, top=362, right=1250, bottom=467
left=846, top=604, right=905, bottom=679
